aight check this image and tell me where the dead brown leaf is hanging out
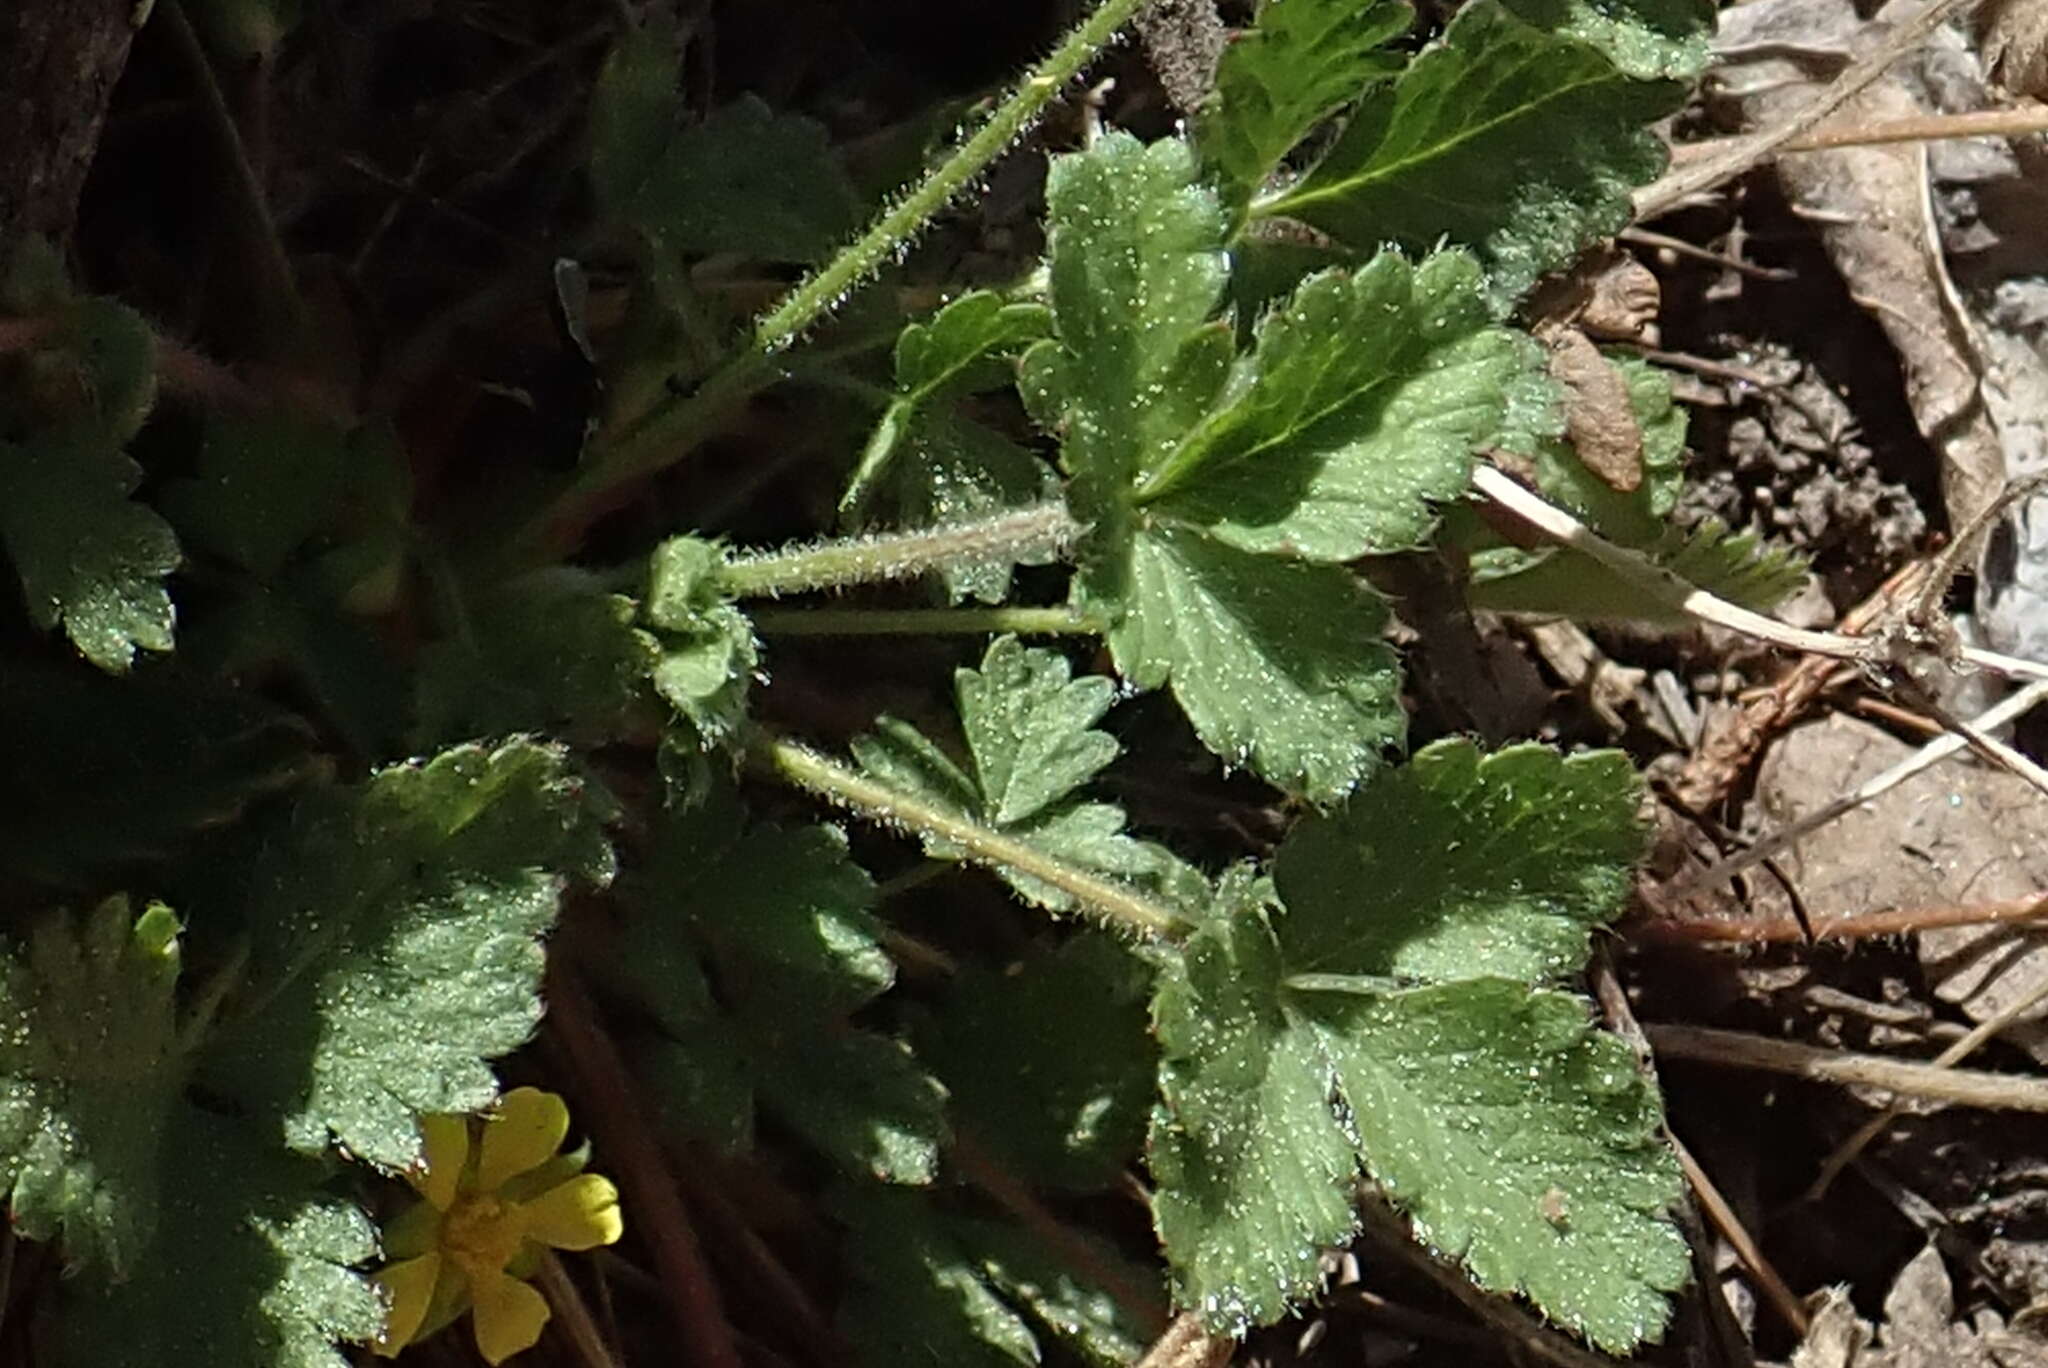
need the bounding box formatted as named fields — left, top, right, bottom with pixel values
left=1978, top=0, right=2048, bottom=96
left=1540, top=324, right=1645, bottom=492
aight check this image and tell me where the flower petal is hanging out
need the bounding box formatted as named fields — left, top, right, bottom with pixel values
left=371, top=1252, right=444, bottom=1356
left=519, top=1174, right=624, bottom=1252
left=468, top=1264, right=552, bottom=1365
left=413, top=1113, right=471, bottom=1210
left=478, top=1088, right=570, bottom=1193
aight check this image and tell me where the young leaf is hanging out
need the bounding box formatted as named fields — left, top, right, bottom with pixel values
left=851, top=635, right=1202, bottom=912
left=625, top=812, right=945, bottom=1184
left=1134, top=252, right=1543, bottom=561
left=920, top=934, right=1157, bottom=1192
left=62, top=1105, right=382, bottom=1368
left=0, top=432, right=180, bottom=672
left=609, top=94, right=862, bottom=262
left=415, top=570, right=661, bottom=745
left=158, top=414, right=360, bottom=579
left=1499, top=0, right=1715, bottom=80
left=199, top=741, right=615, bottom=1170
left=1083, top=526, right=1402, bottom=803
left=0, top=898, right=184, bottom=1274
left=841, top=291, right=1054, bottom=544
left=1149, top=740, right=1687, bottom=1347
left=644, top=536, right=758, bottom=745
left=1262, top=1, right=1680, bottom=307
left=588, top=22, right=683, bottom=212
left=1198, top=0, right=1412, bottom=209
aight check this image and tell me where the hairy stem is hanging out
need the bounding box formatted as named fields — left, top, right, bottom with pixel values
left=719, top=501, right=1081, bottom=598
left=527, top=0, right=1144, bottom=554
left=753, top=733, right=1190, bottom=939
left=750, top=604, right=1101, bottom=637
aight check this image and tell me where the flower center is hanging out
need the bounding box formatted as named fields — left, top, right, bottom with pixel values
left=441, top=1194, right=526, bottom=1276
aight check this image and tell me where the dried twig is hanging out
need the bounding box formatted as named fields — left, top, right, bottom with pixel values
left=1645, top=1022, right=2048, bottom=1111
left=1632, top=888, right=2048, bottom=944
left=1667, top=102, right=2048, bottom=162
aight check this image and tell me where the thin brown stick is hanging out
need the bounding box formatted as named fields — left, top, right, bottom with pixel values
left=535, top=1251, right=625, bottom=1368
left=1618, top=227, right=1795, bottom=280
left=1634, top=0, right=1988, bottom=219
left=544, top=966, right=746, bottom=1368
left=1644, top=1022, right=2048, bottom=1111
left=1631, top=889, right=2048, bottom=944
left=1668, top=103, right=2048, bottom=163
left=1135, top=1311, right=1236, bottom=1368
left=1668, top=1131, right=1810, bottom=1338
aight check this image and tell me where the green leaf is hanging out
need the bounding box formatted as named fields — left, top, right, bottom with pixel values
left=0, top=661, right=317, bottom=886
left=1148, top=867, right=1361, bottom=1332
left=199, top=741, right=615, bottom=1169
left=851, top=636, right=1203, bottom=912
left=1085, top=526, right=1401, bottom=802
left=833, top=1185, right=1043, bottom=1368
left=854, top=409, right=1060, bottom=603
left=614, top=95, right=862, bottom=262
left=1264, top=1, right=1679, bottom=307
left=1148, top=741, right=1685, bottom=1347
left=1471, top=514, right=1808, bottom=621
left=965, top=1215, right=1156, bottom=1366
left=841, top=291, right=1053, bottom=531
left=1499, top=0, right=1715, bottom=79
left=1026, top=131, right=1231, bottom=511
left=1198, top=0, right=1411, bottom=209
left=0, top=898, right=184, bottom=1273
left=1305, top=981, right=1689, bottom=1352
left=0, top=432, right=180, bottom=672
left=62, top=1105, right=381, bottom=1368
left=644, top=536, right=759, bottom=745
left=626, top=812, right=945, bottom=1183
left=921, top=935, right=1156, bottom=1192
left=416, top=570, right=661, bottom=745
left=1136, top=252, right=1541, bottom=561
left=1273, top=740, right=1644, bottom=984
left=589, top=23, right=682, bottom=212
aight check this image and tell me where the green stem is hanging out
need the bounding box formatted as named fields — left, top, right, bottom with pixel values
left=523, top=0, right=1145, bottom=555
left=752, top=0, right=1147, bottom=354
left=753, top=733, right=1189, bottom=939
left=751, top=605, right=1101, bottom=637
left=720, top=501, right=1081, bottom=598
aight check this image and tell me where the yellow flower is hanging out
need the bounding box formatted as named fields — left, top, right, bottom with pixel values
left=372, top=1088, right=624, bottom=1364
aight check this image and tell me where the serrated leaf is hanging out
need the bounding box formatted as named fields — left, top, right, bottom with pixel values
left=62, top=1105, right=381, bottom=1368
left=1470, top=513, right=1808, bottom=620
left=614, top=95, right=861, bottom=262
left=1264, top=1, right=1679, bottom=307
left=158, top=414, right=356, bottom=579
left=0, top=898, right=183, bottom=1273
left=922, top=935, right=1156, bottom=1192
left=851, top=636, right=1202, bottom=912
left=1500, top=0, right=1714, bottom=79
left=965, top=1215, right=1156, bottom=1366
left=1273, top=740, right=1643, bottom=983
left=1149, top=741, right=1684, bottom=1347
left=199, top=741, right=615, bottom=1170
left=1086, top=525, right=1402, bottom=803
left=0, top=432, right=179, bottom=672
left=644, top=536, right=758, bottom=744
left=416, top=570, right=661, bottom=745
left=0, top=661, right=316, bottom=886
left=1148, top=867, right=1360, bottom=1332
left=1199, top=0, right=1412, bottom=209
left=841, top=291, right=1053, bottom=532
left=1305, top=980, right=1688, bottom=1352
left=626, top=810, right=945, bottom=1183
left=1136, top=252, right=1541, bottom=561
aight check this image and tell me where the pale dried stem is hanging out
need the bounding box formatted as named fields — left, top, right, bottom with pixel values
left=1645, top=1023, right=2048, bottom=1111
left=1666, top=102, right=2048, bottom=162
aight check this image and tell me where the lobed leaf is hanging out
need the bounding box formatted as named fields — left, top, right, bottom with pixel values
left=1198, top=0, right=1412, bottom=210
left=1085, top=526, right=1402, bottom=803
left=644, top=536, right=759, bottom=745
left=199, top=741, right=615, bottom=1170
left=1499, top=0, right=1716, bottom=80
left=1471, top=513, right=1808, bottom=621
left=1149, top=740, right=1686, bottom=1346
left=0, top=898, right=184, bottom=1273
left=1263, top=1, right=1680, bottom=307
left=852, top=636, right=1204, bottom=912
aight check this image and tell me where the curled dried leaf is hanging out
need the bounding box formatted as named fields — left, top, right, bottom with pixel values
left=1542, top=326, right=1644, bottom=493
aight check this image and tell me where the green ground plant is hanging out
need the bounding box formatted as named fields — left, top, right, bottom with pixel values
left=0, top=0, right=1800, bottom=1361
